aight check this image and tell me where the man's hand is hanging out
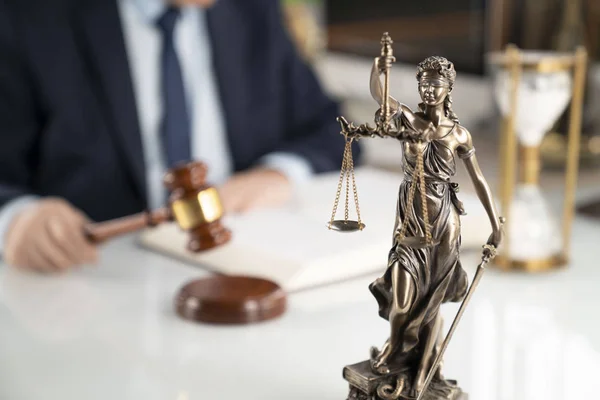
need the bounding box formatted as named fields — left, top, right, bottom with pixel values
left=219, top=168, right=292, bottom=214
left=4, top=198, right=97, bottom=273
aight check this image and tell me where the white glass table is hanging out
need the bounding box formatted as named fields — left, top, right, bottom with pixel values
left=1, top=216, right=599, bottom=400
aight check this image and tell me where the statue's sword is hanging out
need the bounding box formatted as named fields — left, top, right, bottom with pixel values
left=416, top=241, right=500, bottom=400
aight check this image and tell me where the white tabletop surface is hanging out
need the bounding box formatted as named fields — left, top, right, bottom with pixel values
left=1, top=212, right=600, bottom=400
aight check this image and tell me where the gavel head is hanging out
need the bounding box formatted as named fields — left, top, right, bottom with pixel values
left=163, top=161, right=232, bottom=252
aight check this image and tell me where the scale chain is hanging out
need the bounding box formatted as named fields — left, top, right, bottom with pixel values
left=345, top=145, right=351, bottom=222
left=347, top=139, right=362, bottom=226
left=418, top=146, right=432, bottom=243
left=397, top=141, right=431, bottom=244
left=328, top=137, right=363, bottom=230
left=329, top=140, right=350, bottom=228
left=398, top=156, right=418, bottom=241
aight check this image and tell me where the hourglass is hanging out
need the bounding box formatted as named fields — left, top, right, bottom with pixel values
left=488, top=45, right=587, bottom=271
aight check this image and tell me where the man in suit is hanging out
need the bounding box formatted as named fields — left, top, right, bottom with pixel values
left=0, top=0, right=356, bottom=272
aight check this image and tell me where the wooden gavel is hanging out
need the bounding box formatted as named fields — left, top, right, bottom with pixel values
left=83, top=161, right=231, bottom=252
left=85, top=160, right=287, bottom=326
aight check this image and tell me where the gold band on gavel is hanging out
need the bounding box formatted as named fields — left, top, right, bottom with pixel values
left=518, top=145, right=541, bottom=185
left=171, top=187, right=224, bottom=230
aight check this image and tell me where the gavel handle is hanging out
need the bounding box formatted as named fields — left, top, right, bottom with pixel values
left=84, top=207, right=172, bottom=243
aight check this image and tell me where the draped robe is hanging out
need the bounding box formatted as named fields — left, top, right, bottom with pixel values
left=369, top=123, right=470, bottom=356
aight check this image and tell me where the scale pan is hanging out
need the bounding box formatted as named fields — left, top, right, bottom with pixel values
left=328, top=220, right=365, bottom=232
left=397, top=236, right=440, bottom=249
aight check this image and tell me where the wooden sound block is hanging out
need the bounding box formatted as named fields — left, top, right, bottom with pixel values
left=175, top=275, right=287, bottom=324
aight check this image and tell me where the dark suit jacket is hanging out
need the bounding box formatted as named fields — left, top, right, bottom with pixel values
left=0, top=0, right=359, bottom=222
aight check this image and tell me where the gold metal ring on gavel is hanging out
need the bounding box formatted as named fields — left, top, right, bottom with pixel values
left=171, top=187, right=224, bottom=229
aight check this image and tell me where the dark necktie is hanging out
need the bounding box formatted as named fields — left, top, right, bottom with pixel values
left=156, top=7, right=191, bottom=167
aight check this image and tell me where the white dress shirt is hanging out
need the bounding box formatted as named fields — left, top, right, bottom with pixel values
left=121, top=0, right=312, bottom=209
left=0, top=0, right=312, bottom=253
left=119, top=0, right=234, bottom=209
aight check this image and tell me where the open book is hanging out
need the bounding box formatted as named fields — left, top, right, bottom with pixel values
left=137, top=167, right=491, bottom=292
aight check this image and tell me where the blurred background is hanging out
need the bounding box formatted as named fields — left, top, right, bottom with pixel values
left=283, top=0, right=600, bottom=173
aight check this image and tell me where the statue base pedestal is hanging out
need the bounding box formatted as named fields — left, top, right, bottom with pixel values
left=343, top=360, right=466, bottom=400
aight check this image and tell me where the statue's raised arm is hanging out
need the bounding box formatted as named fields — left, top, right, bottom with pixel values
left=337, top=33, right=436, bottom=143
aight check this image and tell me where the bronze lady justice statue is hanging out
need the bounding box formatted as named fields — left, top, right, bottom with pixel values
left=336, top=34, right=503, bottom=400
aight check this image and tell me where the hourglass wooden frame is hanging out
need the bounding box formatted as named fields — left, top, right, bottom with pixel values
left=492, top=45, right=588, bottom=272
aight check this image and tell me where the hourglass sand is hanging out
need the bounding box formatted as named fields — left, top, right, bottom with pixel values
left=488, top=45, right=587, bottom=271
